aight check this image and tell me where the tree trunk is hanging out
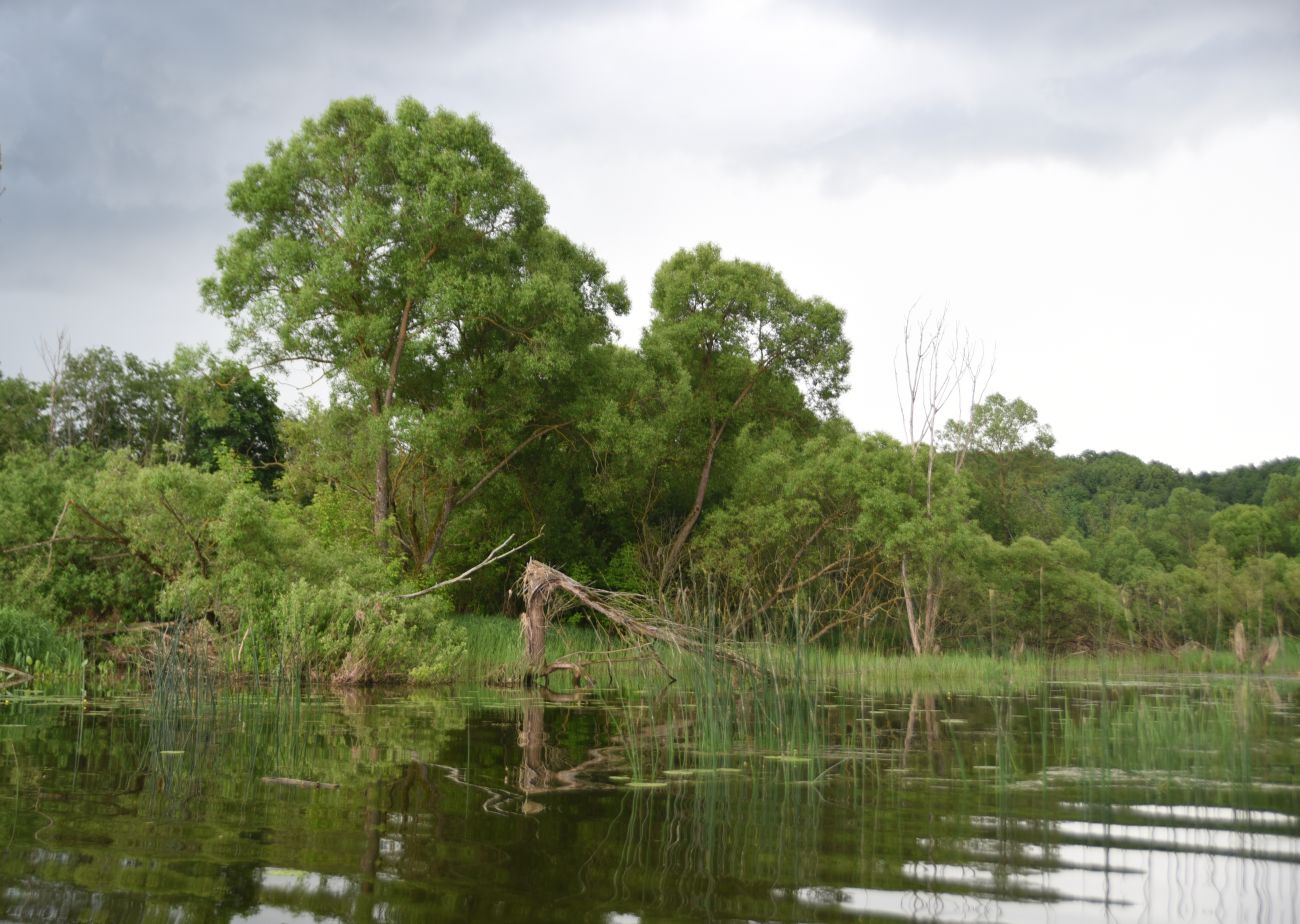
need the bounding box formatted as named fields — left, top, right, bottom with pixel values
left=373, top=297, right=413, bottom=556
left=659, top=424, right=724, bottom=591
left=373, top=415, right=390, bottom=553
left=901, top=556, right=923, bottom=655
left=923, top=562, right=942, bottom=654
left=522, top=577, right=550, bottom=681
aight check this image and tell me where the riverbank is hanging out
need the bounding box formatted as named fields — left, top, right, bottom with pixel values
left=9, top=611, right=1297, bottom=696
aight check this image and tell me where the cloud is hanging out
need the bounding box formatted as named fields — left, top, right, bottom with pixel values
left=1, top=0, right=1297, bottom=467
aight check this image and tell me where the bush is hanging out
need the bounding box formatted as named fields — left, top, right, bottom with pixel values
left=262, top=580, right=466, bottom=684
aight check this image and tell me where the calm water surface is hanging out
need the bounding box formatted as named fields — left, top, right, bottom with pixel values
left=1, top=677, right=1297, bottom=922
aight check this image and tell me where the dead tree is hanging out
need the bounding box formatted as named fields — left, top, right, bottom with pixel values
left=894, top=308, right=991, bottom=654
left=519, top=560, right=759, bottom=685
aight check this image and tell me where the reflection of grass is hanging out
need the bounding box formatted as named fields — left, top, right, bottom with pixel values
left=1053, top=681, right=1289, bottom=790
left=8, top=658, right=1297, bottom=923
left=601, top=676, right=1299, bottom=924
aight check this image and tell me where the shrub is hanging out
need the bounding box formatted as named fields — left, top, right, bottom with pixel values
left=263, top=580, right=466, bottom=684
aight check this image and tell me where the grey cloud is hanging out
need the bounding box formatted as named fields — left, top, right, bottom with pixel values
left=2, top=0, right=1297, bottom=380
left=761, top=1, right=1300, bottom=181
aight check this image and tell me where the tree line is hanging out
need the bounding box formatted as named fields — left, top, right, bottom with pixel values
left=1, top=97, right=1296, bottom=681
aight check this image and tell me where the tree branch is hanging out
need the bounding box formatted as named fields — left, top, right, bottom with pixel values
left=397, top=532, right=541, bottom=599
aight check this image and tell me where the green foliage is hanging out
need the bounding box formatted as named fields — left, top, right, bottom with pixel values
left=0, top=605, right=78, bottom=670
left=646, top=243, right=849, bottom=416
left=1263, top=470, right=1300, bottom=554
left=264, top=579, right=466, bottom=684
left=601, top=543, right=649, bottom=593
left=173, top=349, right=283, bottom=490
left=634, top=244, right=849, bottom=587
left=0, top=369, right=46, bottom=456
left=1192, top=457, right=1300, bottom=506
left=1209, top=503, right=1280, bottom=562
left=980, top=536, right=1126, bottom=649
left=49, top=347, right=179, bottom=459
left=406, top=616, right=470, bottom=684
left=203, top=96, right=627, bottom=572
left=947, top=393, right=1061, bottom=541
left=1145, top=486, right=1217, bottom=566
left=6, top=344, right=283, bottom=486
left=694, top=423, right=897, bottom=639
left=0, top=446, right=157, bottom=620
left=8, top=99, right=1300, bottom=675
left=1055, top=450, right=1184, bottom=539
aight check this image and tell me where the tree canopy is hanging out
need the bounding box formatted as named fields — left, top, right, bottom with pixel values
left=203, top=97, right=627, bottom=565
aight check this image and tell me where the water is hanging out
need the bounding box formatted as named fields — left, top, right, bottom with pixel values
left=1, top=679, right=1297, bottom=922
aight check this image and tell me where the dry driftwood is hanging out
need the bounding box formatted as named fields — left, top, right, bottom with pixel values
left=518, top=560, right=759, bottom=684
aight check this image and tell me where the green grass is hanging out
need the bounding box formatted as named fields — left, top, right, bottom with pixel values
left=0, top=606, right=85, bottom=680
left=450, top=614, right=607, bottom=685
left=451, top=609, right=1299, bottom=695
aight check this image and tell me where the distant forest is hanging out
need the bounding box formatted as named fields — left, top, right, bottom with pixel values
left=2, top=98, right=1295, bottom=682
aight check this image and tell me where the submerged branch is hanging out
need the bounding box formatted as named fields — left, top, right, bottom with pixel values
left=261, top=776, right=341, bottom=790
left=1, top=665, right=34, bottom=688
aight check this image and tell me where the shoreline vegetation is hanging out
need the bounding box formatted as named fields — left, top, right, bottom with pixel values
left=5, top=613, right=1298, bottom=700
left=2, top=97, right=1297, bottom=693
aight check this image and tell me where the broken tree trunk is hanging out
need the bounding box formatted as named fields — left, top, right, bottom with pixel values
left=519, top=560, right=759, bottom=685
left=522, top=566, right=550, bottom=678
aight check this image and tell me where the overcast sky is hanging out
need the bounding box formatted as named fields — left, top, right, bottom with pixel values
left=2, top=0, right=1298, bottom=472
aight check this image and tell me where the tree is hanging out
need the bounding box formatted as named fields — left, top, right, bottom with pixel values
left=693, top=422, right=895, bottom=640
left=943, top=392, right=1057, bottom=541
left=640, top=243, right=849, bottom=588
left=1056, top=451, right=1182, bottom=538
left=47, top=347, right=179, bottom=459
left=1146, top=486, right=1217, bottom=565
left=1192, top=458, right=1299, bottom=507
left=173, top=350, right=284, bottom=491
left=203, top=97, right=625, bottom=560
left=1209, top=504, right=1279, bottom=563
left=892, top=310, right=989, bottom=654
left=1263, top=471, right=1300, bottom=555
left=0, top=369, right=45, bottom=456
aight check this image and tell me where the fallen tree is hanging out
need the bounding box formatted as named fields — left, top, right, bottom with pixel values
left=518, top=560, right=760, bottom=684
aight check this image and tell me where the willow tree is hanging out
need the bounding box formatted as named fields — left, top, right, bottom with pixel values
left=641, top=244, right=850, bottom=589
left=203, top=97, right=625, bottom=560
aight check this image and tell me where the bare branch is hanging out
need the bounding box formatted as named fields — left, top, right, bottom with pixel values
left=397, top=531, right=541, bottom=599
left=39, top=330, right=71, bottom=450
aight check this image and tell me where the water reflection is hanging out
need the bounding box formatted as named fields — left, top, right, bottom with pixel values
left=0, top=680, right=1297, bottom=922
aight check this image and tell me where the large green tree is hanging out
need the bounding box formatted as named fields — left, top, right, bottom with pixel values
left=203, top=97, right=625, bottom=561
left=639, top=243, right=849, bottom=588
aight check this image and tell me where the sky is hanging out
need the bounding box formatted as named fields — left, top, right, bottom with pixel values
left=2, top=0, right=1298, bottom=473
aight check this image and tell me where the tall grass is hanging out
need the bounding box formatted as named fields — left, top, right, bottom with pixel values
left=450, top=614, right=608, bottom=685
left=0, top=606, right=84, bottom=679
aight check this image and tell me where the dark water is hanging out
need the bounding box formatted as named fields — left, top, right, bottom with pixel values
left=2, top=678, right=1298, bottom=922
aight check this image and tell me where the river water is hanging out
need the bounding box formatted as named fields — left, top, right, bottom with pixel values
left=2, top=678, right=1297, bottom=922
